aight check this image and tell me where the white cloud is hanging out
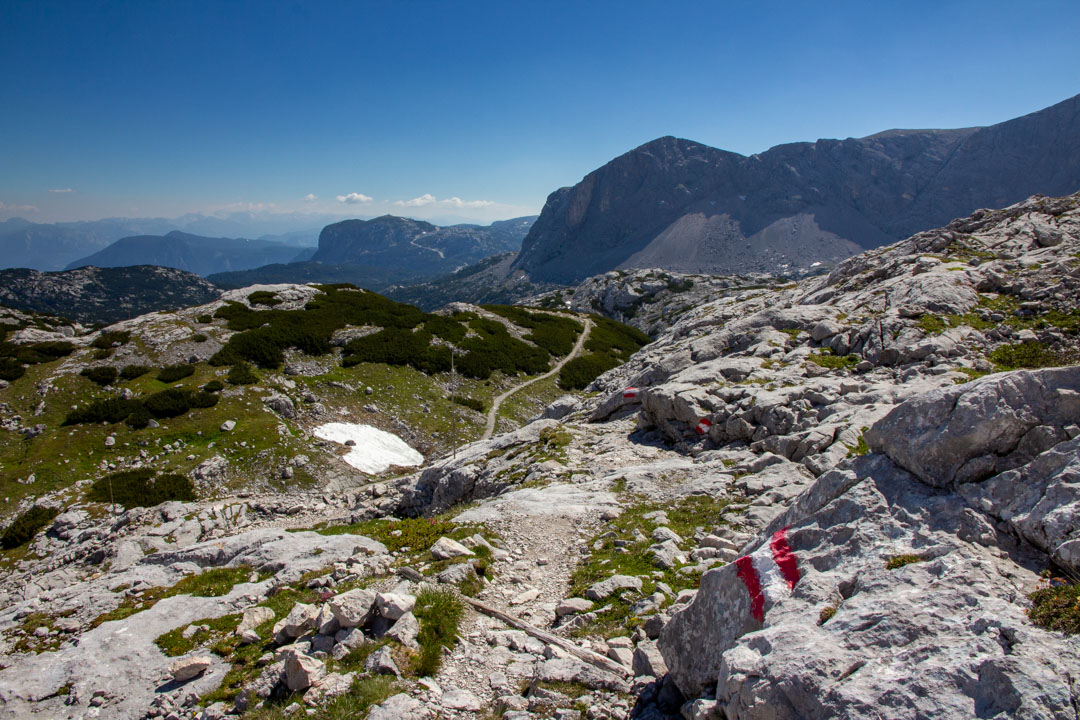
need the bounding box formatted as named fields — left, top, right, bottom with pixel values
left=48, top=188, right=74, bottom=193
left=394, top=193, right=494, bottom=209
left=395, top=193, right=437, bottom=207
left=443, top=196, right=495, bottom=209
left=0, top=201, right=39, bottom=215
left=303, top=193, right=318, bottom=202
left=336, top=192, right=373, bottom=204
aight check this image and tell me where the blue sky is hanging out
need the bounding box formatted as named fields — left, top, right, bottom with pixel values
left=2, top=0, right=1078, bottom=225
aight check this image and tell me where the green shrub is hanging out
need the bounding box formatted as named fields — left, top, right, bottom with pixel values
left=1, top=506, right=60, bottom=550
left=585, top=316, right=652, bottom=360
left=63, top=397, right=143, bottom=426
left=124, top=404, right=152, bottom=429
left=91, top=330, right=131, bottom=349
left=343, top=327, right=451, bottom=374
left=86, top=469, right=196, bottom=509
left=143, top=388, right=218, bottom=418
left=558, top=352, right=621, bottom=390
left=0, top=357, right=26, bottom=381
left=413, top=586, right=463, bottom=676
left=80, top=366, right=118, bottom=386
left=157, top=364, right=196, bottom=383
left=807, top=349, right=860, bottom=370
left=12, top=341, right=76, bottom=364
left=482, top=305, right=584, bottom=356
left=226, top=362, right=258, bottom=385
left=451, top=395, right=484, bottom=413
left=119, top=364, right=151, bottom=381
left=247, top=290, right=282, bottom=306
left=203, top=379, right=224, bottom=392
left=191, top=333, right=208, bottom=343
left=989, top=341, right=1069, bottom=371
left=667, top=277, right=694, bottom=293
left=196, top=314, right=213, bottom=324
left=885, top=554, right=923, bottom=570
left=818, top=603, right=839, bottom=625
left=1029, top=582, right=1080, bottom=635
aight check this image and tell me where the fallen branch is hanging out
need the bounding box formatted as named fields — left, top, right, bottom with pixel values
left=462, top=596, right=632, bottom=678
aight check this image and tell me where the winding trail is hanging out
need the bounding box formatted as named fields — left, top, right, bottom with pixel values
left=482, top=317, right=593, bottom=440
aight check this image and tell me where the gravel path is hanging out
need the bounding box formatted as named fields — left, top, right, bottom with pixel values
left=482, top=317, right=593, bottom=441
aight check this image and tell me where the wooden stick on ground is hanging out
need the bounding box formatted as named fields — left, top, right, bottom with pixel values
left=462, top=596, right=633, bottom=678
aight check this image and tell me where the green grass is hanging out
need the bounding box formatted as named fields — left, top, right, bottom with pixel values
left=154, top=614, right=242, bottom=656
left=91, top=566, right=264, bottom=627
left=989, top=341, right=1072, bottom=371
left=807, top=349, right=860, bottom=370
left=566, top=494, right=734, bottom=636
left=1029, top=582, right=1080, bottom=635
left=885, top=554, right=923, bottom=570
left=818, top=603, right=839, bottom=625
left=916, top=314, right=947, bottom=335
left=413, top=586, right=463, bottom=676
left=844, top=429, right=870, bottom=458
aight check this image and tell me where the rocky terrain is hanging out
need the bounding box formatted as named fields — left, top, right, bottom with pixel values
left=0, top=266, right=222, bottom=324
left=1, top=193, right=1080, bottom=719
left=67, top=232, right=306, bottom=277
left=514, top=93, right=1080, bottom=283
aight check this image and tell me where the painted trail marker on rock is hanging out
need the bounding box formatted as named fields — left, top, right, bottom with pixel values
left=623, top=387, right=639, bottom=400
left=695, top=417, right=712, bottom=435
left=734, top=527, right=800, bottom=622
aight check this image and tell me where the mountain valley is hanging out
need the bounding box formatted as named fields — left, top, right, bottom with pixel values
left=0, top=192, right=1079, bottom=719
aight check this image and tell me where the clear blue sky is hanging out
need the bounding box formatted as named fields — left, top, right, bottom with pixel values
left=2, top=0, right=1078, bottom=224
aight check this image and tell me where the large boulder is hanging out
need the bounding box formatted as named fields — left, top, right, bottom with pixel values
left=660, top=451, right=1080, bottom=718
left=865, top=367, right=1080, bottom=488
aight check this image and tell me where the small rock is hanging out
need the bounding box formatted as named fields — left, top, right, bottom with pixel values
left=220, top=420, right=236, bottom=432
left=443, top=688, right=482, bottom=711
left=364, top=646, right=400, bottom=676
left=375, top=592, right=416, bottom=620
left=170, top=656, right=212, bottom=682
left=430, top=536, right=474, bottom=560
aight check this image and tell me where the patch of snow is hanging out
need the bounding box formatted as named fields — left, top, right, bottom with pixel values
left=313, top=423, right=423, bottom=474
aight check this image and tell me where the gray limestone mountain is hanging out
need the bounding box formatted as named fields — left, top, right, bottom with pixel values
left=310, top=215, right=536, bottom=273
left=0, top=265, right=221, bottom=324
left=513, top=93, right=1080, bottom=284
left=2, top=194, right=1080, bottom=719
left=66, top=231, right=306, bottom=277
left=209, top=215, right=538, bottom=291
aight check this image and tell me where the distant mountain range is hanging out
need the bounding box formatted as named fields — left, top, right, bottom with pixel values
left=0, top=213, right=330, bottom=272
left=0, top=266, right=220, bottom=324
left=513, top=93, right=1080, bottom=283
left=66, top=231, right=308, bottom=276
left=210, top=215, right=537, bottom=289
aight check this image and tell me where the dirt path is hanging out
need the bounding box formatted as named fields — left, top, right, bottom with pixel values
left=482, top=317, right=593, bottom=441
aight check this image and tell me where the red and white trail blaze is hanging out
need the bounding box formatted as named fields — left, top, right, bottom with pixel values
left=734, top=527, right=801, bottom=622
left=694, top=417, right=712, bottom=435
left=623, top=387, right=639, bottom=400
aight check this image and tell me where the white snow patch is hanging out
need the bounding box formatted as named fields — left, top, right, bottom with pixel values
left=313, top=422, right=423, bottom=474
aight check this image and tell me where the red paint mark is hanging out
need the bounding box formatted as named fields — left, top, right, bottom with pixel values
left=623, top=387, right=638, bottom=399
left=695, top=418, right=712, bottom=435
left=735, top=554, right=765, bottom=622
left=770, top=527, right=800, bottom=589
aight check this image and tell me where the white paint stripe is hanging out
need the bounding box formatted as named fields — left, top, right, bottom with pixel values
left=751, top=545, right=791, bottom=609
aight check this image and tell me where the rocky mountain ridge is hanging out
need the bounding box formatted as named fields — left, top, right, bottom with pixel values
left=1, top=193, right=1079, bottom=719
left=514, top=93, right=1080, bottom=283
left=210, top=216, right=538, bottom=291
left=66, top=232, right=306, bottom=277
left=0, top=266, right=222, bottom=324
